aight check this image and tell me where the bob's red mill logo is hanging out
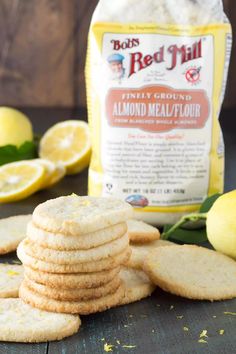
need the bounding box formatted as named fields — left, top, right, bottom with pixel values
left=110, top=38, right=202, bottom=76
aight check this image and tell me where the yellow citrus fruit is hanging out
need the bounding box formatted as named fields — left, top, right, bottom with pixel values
left=46, top=163, right=66, bottom=188
left=207, top=190, right=236, bottom=259
left=33, top=159, right=66, bottom=189
left=32, top=159, right=57, bottom=190
left=0, top=161, right=45, bottom=203
left=0, top=107, right=33, bottom=147
left=39, top=121, right=91, bottom=175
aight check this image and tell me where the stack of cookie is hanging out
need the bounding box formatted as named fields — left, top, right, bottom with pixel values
left=17, top=195, right=133, bottom=315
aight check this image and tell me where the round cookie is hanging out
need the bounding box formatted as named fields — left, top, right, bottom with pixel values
left=0, top=264, right=24, bottom=298
left=24, top=275, right=121, bottom=301
left=32, top=195, right=133, bottom=235
left=0, top=298, right=80, bottom=342
left=0, top=215, right=31, bottom=255
left=143, top=245, right=236, bottom=301
left=20, top=281, right=125, bottom=315
left=27, top=221, right=127, bottom=250
left=24, top=266, right=120, bottom=289
left=119, top=267, right=156, bottom=305
left=21, top=232, right=129, bottom=264
left=127, top=220, right=160, bottom=243
left=17, top=242, right=131, bottom=273
left=127, top=239, right=174, bottom=270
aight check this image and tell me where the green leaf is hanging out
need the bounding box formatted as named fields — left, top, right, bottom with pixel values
left=163, top=224, right=207, bottom=244
left=0, top=141, right=37, bottom=166
left=199, top=193, right=222, bottom=213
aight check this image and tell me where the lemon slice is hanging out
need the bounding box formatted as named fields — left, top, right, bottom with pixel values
left=0, top=161, right=45, bottom=203
left=33, top=159, right=66, bottom=189
left=33, top=159, right=56, bottom=190
left=47, top=163, right=66, bottom=188
left=39, top=121, right=91, bottom=175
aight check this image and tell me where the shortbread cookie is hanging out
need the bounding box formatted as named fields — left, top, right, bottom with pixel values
left=17, top=242, right=131, bottom=273
left=119, top=267, right=156, bottom=305
left=32, top=195, right=133, bottom=235
left=0, top=264, right=24, bottom=298
left=127, top=240, right=174, bottom=270
left=0, top=298, right=80, bottom=342
left=0, top=215, right=31, bottom=254
left=20, top=281, right=125, bottom=315
left=27, top=221, right=127, bottom=250
left=144, top=245, right=236, bottom=301
left=24, top=276, right=121, bottom=301
left=21, top=233, right=129, bottom=265
left=127, top=220, right=160, bottom=243
left=24, top=266, right=120, bottom=289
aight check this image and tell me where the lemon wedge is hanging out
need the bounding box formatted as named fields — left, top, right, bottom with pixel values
left=39, top=121, right=91, bottom=175
left=0, top=161, right=45, bottom=203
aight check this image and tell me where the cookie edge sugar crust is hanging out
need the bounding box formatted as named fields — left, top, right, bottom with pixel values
left=32, top=196, right=133, bottom=235
left=20, top=281, right=125, bottom=315
left=27, top=221, right=127, bottom=250
left=17, top=242, right=131, bottom=273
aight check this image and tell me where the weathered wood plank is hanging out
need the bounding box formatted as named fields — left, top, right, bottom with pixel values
left=76, top=0, right=98, bottom=107
left=0, top=0, right=75, bottom=107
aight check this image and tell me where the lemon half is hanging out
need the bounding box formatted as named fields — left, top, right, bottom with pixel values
left=39, top=120, right=91, bottom=175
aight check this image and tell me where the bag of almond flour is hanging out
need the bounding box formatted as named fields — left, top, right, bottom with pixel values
left=85, top=0, right=232, bottom=225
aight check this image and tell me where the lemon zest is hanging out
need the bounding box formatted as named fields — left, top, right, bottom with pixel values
left=200, top=330, right=208, bottom=338
left=224, top=311, right=236, bottom=316
left=104, top=343, right=114, bottom=352
left=198, top=339, right=208, bottom=344
left=7, top=270, right=19, bottom=276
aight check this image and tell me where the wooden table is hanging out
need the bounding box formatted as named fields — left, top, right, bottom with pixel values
left=0, top=108, right=236, bottom=354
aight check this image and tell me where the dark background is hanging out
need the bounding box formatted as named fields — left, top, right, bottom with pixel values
left=0, top=0, right=235, bottom=108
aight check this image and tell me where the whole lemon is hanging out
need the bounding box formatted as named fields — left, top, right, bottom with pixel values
left=0, top=107, right=33, bottom=147
left=207, top=190, right=236, bottom=259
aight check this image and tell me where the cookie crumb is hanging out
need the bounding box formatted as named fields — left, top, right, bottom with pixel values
left=170, top=305, right=174, bottom=310
left=219, top=329, right=225, bottom=335
left=176, top=315, right=184, bottom=319
left=183, top=327, right=189, bottom=332
left=198, top=339, right=208, bottom=344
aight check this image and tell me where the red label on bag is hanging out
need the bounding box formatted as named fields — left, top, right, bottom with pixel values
left=106, top=85, right=210, bottom=132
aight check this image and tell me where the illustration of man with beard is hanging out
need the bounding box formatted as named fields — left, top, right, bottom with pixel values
left=107, top=53, right=125, bottom=82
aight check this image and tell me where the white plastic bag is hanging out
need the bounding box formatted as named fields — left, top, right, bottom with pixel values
left=86, top=0, right=232, bottom=225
